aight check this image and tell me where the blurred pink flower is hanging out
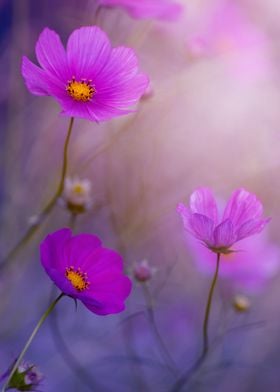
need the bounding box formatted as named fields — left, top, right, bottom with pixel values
left=177, top=188, right=270, bottom=254
left=133, top=259, right=156, bottom=282
left=22, top=27, right=148, bottom=122
left=40, top=228, right=132, bottom=315
left=99, top=0, right=183, bottom=21
left=188, top=230, right=280, bottom=294
left=187, top=0, right=271, bottom=81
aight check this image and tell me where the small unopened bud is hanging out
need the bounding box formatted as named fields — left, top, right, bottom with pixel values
left=1, top=360, right=43, bottom=391
left=232, top=294, right=251, bottom=313
left=133, top=260, right=156, bottom=283
left=61, top=177, right=92, bottom=214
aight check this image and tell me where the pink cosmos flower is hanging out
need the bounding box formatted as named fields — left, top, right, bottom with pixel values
left=22, top=27, right=149, bottom=122
left=98, top=0, right=183, bottom=21
left=177, top=188, right=270, bottom=254
left=40, top=228, right=132, bottom=315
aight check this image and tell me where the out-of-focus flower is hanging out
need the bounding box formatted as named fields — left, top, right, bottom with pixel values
left=40, top=228, right=132, bottom=315
left=98, top=0, right=183, bottom=21
left=177, top=188, right=270, bottom=254
left=232, top=294, right=251, bottom=312
left=22, top=26, right=149, bottom=122
left=133, top=259, right=156, bottom=282
left=1, top=360, right=43, bottom=391
left=186, top=0, right=271, bottom=81
left=188, top=230, right=280, bottom=294
left=61, top=177, right=92, bottom=214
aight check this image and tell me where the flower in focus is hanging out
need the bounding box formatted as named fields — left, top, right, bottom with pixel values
left=177, top=187, right=270, bottom=254
left=1, top=360, right=43, bottom=391
left=98, top=0, right=183, bottom=21
left=40, top=228, right=132, bottom=315
left=188, top=230, right=280, bottom=294
left=133, top=259, right=156, bottom=283
left=22, top=26, right=149, bottom=122
left=61, top=177, right=92, bottom=214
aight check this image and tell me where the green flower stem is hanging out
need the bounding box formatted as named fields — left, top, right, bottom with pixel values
left=202, top=252, right=221, bottom=355
left=0, top=117, right=74, bottom=271
left=169, top=252, right=221, bottom=392
left=1, top=293, right=64, bottom=392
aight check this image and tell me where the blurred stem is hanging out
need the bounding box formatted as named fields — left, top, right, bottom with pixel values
left=169, top=252, right=221, bottom=392
left=0, top=117, right=74, bottom=271
left=1, top=293, right=64, bottom=392
left=142, top=283, right=178, bottom=376
left=68, top=212, right=78, bottom=232
left=48, top=288, right=99, bottom=391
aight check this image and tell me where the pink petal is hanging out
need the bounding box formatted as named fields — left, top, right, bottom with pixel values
left=36, top=28, right=69, bottom=80
left=213, top=219, right=236, bottom=248
left=223, top=188, right=264, bottom=228
left=84, top=248, right=123, bottom=276
left=177, top=203, right=192, bottom=231
left=189, top=213, right=214, bottom=244
left=189, top=188, right=218, bottom=222
left=92, top=47, right=149, bottom=114
left=63, top=233, right=102, bottom=268
left=22, top=56, right=50, bottom=96
left=81, top=274, right=132, bottom=315
left=66, top=26, right=111, bottom=80
left=236, top=218, right=271, bottom=241
left=40, top=228, right=72, bottom=272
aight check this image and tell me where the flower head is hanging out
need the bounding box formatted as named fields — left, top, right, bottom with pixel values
left=40, top=228, right=132, bottom=315
left=177, top=188, right=270, bottom=254
left=61, top=177, right=92, bottom=214
left=1, top=360, right=43, bottom=391
left=99, top=0, right=183, bottom=21
left=22, top=26, right=149, bottom=122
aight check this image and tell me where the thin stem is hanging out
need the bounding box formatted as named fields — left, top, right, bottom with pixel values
left=169, top=252, right=221, bottom=392
left=68, top=212, right=78, bottom=232
left=0, top=117, right=74, bottom=271
left=142, top=283, right=178, bottom=376
left=48, top=289, right=99, bottom=391
left=1, top=293, right=64, bottom=392
left=202, top=252, right=221, bottom=355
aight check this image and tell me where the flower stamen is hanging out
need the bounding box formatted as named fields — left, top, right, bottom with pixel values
left=65, top=266, right=90, bottom=291
left=66, top=77, right=96, bottom=102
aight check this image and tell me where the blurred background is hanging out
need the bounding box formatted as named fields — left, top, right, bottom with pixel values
left=1, top=0, right=280, bottom=390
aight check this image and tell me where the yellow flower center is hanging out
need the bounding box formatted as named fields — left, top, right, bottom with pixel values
left=65, top=266, right=90, bottom=291
left=66, top=77, right=96, bottom=102
left=73, top=184, right=85, bottom=195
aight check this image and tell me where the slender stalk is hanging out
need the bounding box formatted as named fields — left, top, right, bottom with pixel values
left=169, top=253, right=221, bottom=392
left=1, top=293, right=64, bottom=392
left=48, top=289, right=99, bottom=391
left=202, top=252, right=221, bottom=355
left=142, top=283, right=178, bottom=376
left=0, top=117, right=74, bottom=271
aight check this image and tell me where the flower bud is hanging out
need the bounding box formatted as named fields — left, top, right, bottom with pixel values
left=232, top=294, right=251, bottom=313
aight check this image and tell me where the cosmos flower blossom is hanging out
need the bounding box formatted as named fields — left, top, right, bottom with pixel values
left=61, top=177, right=93, bottom=214
left=40, top=228, right=132, bottom=315
left=22, top=26, right=149, bottom=122
left=177, top=188, right=270, bottom=254
left=98, top=0, right=183, bottom=21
